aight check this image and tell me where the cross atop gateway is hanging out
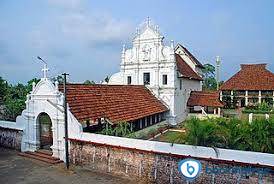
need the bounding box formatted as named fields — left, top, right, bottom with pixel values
left=37, top=56, right=49, bottom=79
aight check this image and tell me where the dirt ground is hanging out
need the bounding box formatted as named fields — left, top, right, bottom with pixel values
left=0, top=147, right=132, bottom=184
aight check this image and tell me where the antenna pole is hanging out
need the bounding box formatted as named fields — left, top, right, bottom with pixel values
left=62, top=73, right=69, bottom=169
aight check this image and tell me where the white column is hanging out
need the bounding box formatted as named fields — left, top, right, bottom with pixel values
left=231, top=90, right=234, bottom=105
left=245, top=90, right=248, bottom=106
left=258, top=90, right=262, bottom=104
left=213, top=108, right=216, bottom=115
left=249, top=113, right=253, bottom=123
left=220, top=91, right=223, bottom=101
left=273, top=91, right=274, bottom=107
left=218, top=108, right=221, bottom=116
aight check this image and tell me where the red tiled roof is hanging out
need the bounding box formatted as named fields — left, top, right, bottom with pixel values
left=187, top=91, right=224, bottom=107
left=220, top=64, right=274, bottom=90
left=175, top=54, right=203, bottom=81
left=176, top=44, right=204, bottom=68
left=59, top=84, right=168, bottom=124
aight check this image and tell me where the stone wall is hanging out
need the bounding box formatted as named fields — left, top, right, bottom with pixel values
left=69, top=140, right=273, bottom=184
left=0, top=127, right=23, bottom=150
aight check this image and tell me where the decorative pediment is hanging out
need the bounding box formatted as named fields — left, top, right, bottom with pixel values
left=133, top=17, right=163, bottom=43
left=136, top=27, right=161, bottom=41
left=32, top=78, right=56, bottom=95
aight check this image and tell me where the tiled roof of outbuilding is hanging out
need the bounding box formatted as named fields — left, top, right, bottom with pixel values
left=187, top=91, right=224, bottom=107
left=59, top=84, right=168, bottom=124
left=175, top=54, right=203, bottom=81
left=220, top=64, right=274, bottom=90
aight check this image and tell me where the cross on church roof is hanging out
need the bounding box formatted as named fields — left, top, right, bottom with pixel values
left=146, top=16, right=150, bottom=27
left=42, top=64, right=49, bottom=79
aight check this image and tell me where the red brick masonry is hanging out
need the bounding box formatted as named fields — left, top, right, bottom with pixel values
left=69, top=138, right=274, bottom=184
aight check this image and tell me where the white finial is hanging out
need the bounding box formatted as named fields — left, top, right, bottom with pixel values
left=216, top=56, right=221, bottom=65
left=32, top=81, right=36, bottom=91
left=170, top=40, right=174, bottom=49
left=55, top=81, right=59, bottom=91
left=122, top=44, right=126, bottom=53
left=146, top=16, right=150, bottom=27
left=136, top=27, right=140, bottom=35
left=41, top=64, right=49, bottom=79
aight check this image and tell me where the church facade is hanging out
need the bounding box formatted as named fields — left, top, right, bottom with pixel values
left=109, top=19, right=204, bottom=125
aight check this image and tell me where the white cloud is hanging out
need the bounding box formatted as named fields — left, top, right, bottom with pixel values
left=29, top=2, right=134, bottom=52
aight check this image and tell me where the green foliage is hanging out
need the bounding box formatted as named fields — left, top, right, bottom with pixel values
left=258, top=101, right=271, bottom=111
left=0, top=77, right=8, bottom=104
left=182, top=117, right=274, bottom=153
left=243, top=101, right=273, bottom=114
left=83, top=80, right=95, bottom=84
left=51, top=75, right=64, bottom=84
left=202, top=63, right=217, bottom=90
left=100, top=122, right=133, bottom=137
left=104, top=76, right=110, bottom=83
left=0, top=77, right=40, bottom=121
left=155, top=131, right=185, bottom=144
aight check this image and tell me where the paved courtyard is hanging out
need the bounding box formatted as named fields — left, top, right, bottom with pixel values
left=0, top=147, right=131, bottom=184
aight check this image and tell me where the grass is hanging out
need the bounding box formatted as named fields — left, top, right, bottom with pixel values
left=154, top=131, right=185, bottom=144
left=128, top=121, right=170, bottom=139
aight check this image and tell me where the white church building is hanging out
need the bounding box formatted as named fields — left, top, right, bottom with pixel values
left=108, top=18, right=205, bottom=125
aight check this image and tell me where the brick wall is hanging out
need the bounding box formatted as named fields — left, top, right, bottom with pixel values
left=70, top=140, right=273, bottom=184
left=0, top=127, right=22, bottom=150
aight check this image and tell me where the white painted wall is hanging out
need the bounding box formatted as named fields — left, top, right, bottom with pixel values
left=70, top=132, right=274, bottom=167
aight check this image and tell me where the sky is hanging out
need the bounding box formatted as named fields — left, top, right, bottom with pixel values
left=0, top=0, right=274, bottom=84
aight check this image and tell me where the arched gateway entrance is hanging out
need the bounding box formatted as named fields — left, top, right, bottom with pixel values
left=37, top=113, right=53, bottom=150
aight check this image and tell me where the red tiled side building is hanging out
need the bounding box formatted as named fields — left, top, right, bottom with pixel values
left=220, top=64, right=274, bottom=108
left=59, top=84, right=168, bottom=131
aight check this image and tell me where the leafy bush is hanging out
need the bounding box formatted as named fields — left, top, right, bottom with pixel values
left=99, top=122, right=133, bottom=137
left=182, top=117, right=274, bottom=153
left=244, top=101, right=273, bottom=114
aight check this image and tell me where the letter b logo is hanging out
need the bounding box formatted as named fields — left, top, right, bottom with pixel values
left=178, top=159, right=202, bottom=182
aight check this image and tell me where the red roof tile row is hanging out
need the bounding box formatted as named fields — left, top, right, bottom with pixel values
left=187, top=91, right=224, bottom=107
left=220, top=64, right=274, bottom=90
left=59, top=84, right=168, bottom=124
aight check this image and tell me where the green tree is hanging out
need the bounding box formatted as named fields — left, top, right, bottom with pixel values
left=0, top=77, right=8, bottom=104
left=249, top=118, right=274, bottom=153
left=202, top=64, right=217, bottom=90
left=51, top=75, right=64, bottom=84
left=104, top=76, right=109, bottom=83
left=182, top=117, right=274, bottom=153
left=83, top=80, right=95, bottom=84
left=2, top=78, right=39, bottom=121
left=183, top=118, right=221, bottom=147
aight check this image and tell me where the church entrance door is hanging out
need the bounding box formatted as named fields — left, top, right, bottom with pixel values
left=38, top=113, right=53, bottom=150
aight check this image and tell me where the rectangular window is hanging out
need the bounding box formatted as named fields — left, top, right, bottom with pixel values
left=179, top=79, right=182, bottom=90
left=127, top=76, right=132, bottom=85
left=143, top=72, right=150, bottom=85
left=162, top=75, right=167, bottom=85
